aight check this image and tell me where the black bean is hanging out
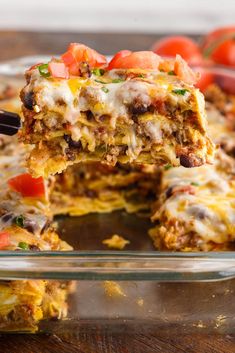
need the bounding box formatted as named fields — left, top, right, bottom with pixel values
left=165, top=186, right=174, bottom=198
left=179, top=155, right=194, bottom=168
left=1, top=212, right=14, bottom=223
left=64, top=135, right=82, bottom=149
left=86, top=110, right=94, bottom=121
left=130, top=103, right=149, bottom=116
left=23, top=91, right=35, bottom=110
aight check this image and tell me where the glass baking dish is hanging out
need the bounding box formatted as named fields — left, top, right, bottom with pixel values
left=0, top=57, right=234, bottom=335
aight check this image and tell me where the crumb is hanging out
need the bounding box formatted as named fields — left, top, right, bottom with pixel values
left=102, top=234, right=130, bottom=250
left=137, top=298, right=144, bottom=307
left=215, top=315, right=227, bottom=328
left=193, top=320, right=206, bottom=328
left=104, top=281, right=126, bottom=298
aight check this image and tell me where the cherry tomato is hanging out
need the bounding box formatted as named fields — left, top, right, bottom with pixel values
left=108, top=51, right=161, bottom=70
left=108, top=50, right=131, bottom=70
left=0, top=232, right=10, bottom=250
left=61, top=43, right=107, bottom=75
left=48, top=62, right=69, bottom=79
left=152, top=36, right=202, bottom=65
left=8, top=173, right=46, bottom=198
left=201, top=26, right=235, bottom=50
left=202, top=26, right=235, bottom=67
left=209, top=40, right=235, bottom=67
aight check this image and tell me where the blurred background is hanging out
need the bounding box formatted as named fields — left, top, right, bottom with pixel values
left=1, top=0, right=234, bottom=33
left=0, top=0, right=234, bottom=62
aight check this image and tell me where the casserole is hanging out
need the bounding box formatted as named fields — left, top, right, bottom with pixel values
left=0, top=57, right=234, bottom=334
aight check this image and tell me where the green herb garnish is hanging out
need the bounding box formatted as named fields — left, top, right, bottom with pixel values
left=168, top=70, right=175, bottom=75
left=191, top=182, right=199, bottom=186
left=18, top=242, right=29, bottom=250
left=101, top=87, right=109, bottom=93
left=92, top=68, right=105, bottom=76
left=164, top=164, right=172, bottom=170
left=112, top=78, right=125, bottom=83
left=38, top=63, right=50, bottom=78
left=15, top=215, right=25, bottom=228
left=138, top=74, right=145, bottom=78
left=172, top=89, right=188, bottom=95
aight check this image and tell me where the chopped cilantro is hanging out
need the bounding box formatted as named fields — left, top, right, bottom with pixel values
left=172, top=89, right=188, bottom=95
left=38, top=63, right=50, bottom=78
left=112, top=78, right=125, bottom=83
left=168, top=70, right=175, bottom=76
left=15, top=215, right=25, bottom=228
left=92, top=68, right=105, bottom=76
left=191, top=182, right=199, bottom=186
left=164, top=164, right=172, bottom=170
left=18, top=242, right=29, bottom=250
left=101, top=87, right=109, bottom=93
left=138, top=74, right=145, bottom=78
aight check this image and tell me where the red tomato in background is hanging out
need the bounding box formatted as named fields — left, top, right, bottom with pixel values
left=201, top=26, right=235, bottom=50
left=151, top=36, right=203, bottom=65
left=61, top=43, right=107, bottom=75
left=108, top=51, right=161, bottom=70
left=196, top=70, right=214, bottom=92
left=207, top=40, right=235, bottom=67
left=8, top=173, right=46, bottom=198
left=202, top=26, right=235, bottom=67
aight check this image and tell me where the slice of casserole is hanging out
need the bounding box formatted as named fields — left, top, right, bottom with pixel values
left=20, top=44, right=214, bottom=177
left=0, top=136, right=72, bottom=332
left=149, top=151, right=235, bottom=251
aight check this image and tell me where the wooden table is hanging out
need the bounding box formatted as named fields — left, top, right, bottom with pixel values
left=0, top=30, right=235, bottom=353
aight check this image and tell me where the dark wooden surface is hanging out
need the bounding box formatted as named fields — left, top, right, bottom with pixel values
left=0, top=30, right=234, bottom=353
left=1, top=331, right=235, bottom=353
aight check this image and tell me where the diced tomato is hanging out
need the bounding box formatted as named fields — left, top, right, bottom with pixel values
left=8, top=173, right=46, bottom=198
left=196, top=70, right=214, bottom=92
left=108, top=50, right=132, bottom=70
left=0, top=232, right=10, bottom=250
left=61, top=43, right=107, bottom=76
left=174, top=55, right=200, bottom=85
left=48, top=62, right=69, bottom=79
left=108, top=51, right=161, bottom=70
left=152, top=36, right=203, bottom=65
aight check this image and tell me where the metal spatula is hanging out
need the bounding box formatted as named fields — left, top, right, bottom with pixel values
left=0, top=110, right=21, bottom=136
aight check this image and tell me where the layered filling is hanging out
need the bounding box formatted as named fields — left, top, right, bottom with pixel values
left=51, top=162, right=159, bottom=216
left=21, top=67, right=214, bottom=177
